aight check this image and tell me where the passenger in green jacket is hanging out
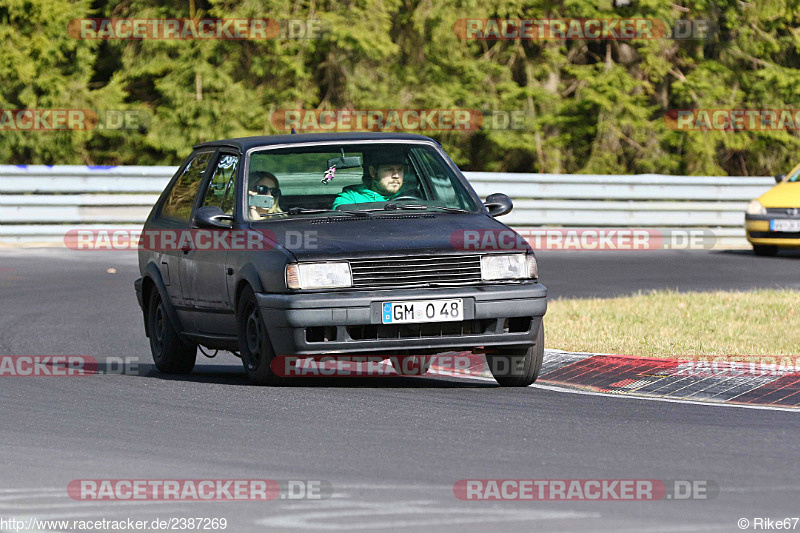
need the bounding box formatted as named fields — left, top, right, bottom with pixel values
left=332, top=152, right=406, bottom=209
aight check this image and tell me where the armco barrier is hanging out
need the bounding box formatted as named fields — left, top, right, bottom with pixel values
left=0, top=165, right=775, bottom=246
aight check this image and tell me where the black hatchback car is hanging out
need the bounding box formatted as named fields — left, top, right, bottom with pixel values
left=134, top=133, right=547, bottom=386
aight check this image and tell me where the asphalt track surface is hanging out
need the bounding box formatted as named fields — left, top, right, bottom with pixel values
left=1, top=248, right=799, bottom=532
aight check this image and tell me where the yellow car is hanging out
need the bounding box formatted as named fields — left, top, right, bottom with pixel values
left=745, top=163, right=800, bottom=256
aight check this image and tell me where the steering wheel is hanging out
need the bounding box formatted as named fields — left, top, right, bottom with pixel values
left=390, top=195, right=421, bottom=202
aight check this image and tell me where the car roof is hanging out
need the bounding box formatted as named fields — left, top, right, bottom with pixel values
left=193, top=132, right=439, bottom=151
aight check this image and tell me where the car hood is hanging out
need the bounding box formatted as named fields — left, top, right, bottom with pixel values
left=254, top=213, right=528, bottom=261
left=759, top=181, right=800, bottom=207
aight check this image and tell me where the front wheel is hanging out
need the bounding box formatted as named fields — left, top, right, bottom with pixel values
left=486, top=320, right=544, bottom=387
left=147, top=289, right=196, bottom=374
left=237, top=286, right=283, bottom=385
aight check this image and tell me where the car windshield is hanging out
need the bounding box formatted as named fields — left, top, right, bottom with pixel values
left=245, top=142, right=480, bottom=219
left=787, top=164, right=800, bottom=182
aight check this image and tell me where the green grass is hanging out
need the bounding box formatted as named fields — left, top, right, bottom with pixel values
left=546, top=289, right=800, bottom=358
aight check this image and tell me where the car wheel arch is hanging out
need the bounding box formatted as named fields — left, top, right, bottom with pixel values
left=234, top=280, right=252, bottom=316
left=141, top=262, right=185, bottom=335
left=234, top=264, right=267, bottom=312
left=141, top=277, right=157, bottom=337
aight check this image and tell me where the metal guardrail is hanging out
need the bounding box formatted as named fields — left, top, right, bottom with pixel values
left=0, top=165, right=775, bottom=246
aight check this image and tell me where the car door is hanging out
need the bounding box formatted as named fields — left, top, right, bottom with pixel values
left=180, top=150, right=240, bottom=336
left=153, top=149, right=215, bottom=328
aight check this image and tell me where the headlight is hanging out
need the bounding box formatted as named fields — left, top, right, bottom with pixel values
left=286, top=262, right=352, bottom=289
left=481, top=254, right=535, bottom=281
left=746, top=200, right=766, bottom=215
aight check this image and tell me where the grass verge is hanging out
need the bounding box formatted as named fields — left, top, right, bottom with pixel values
left=546, top=289, right=800, bottom=358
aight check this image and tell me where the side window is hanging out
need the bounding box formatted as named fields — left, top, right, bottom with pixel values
left=161, top=151, right=214, bottom=221
left=200, top=154, right=239, bottom=219
left=411, top=148, right=458, bottom=205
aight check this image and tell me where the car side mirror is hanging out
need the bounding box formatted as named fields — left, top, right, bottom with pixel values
left=484, top=193, right=513, bottom=217
left=194, top=206, right=233, bottom=229
left=775, top=174, right=786, bottom=184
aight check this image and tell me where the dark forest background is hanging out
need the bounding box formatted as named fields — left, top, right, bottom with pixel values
left=2, top=0, right=800, bottom=175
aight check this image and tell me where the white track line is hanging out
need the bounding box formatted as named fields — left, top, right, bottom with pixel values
left=256, top=499, right=597, bottom=530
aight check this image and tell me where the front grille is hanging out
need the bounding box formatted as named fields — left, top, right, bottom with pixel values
left=347, top=319, right=496, bottom=340
left=349, top=255, right=482, bottom=289
left=765, top=208, right=800, bottom=217
left=749, top=231, right=800, bottom=239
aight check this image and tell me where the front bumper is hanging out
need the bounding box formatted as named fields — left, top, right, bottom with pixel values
left=745, top=217, right=800, bottom=247
left=256, top=282, right=547, bottom=356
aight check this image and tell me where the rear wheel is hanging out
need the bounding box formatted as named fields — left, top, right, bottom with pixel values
left=147, top=289, right=196, bottom=374
left=237, top=286, right=283, bottom=385
left=487, top=320, right=544, bottom=387
left=753, top=245, right=778, bottom=257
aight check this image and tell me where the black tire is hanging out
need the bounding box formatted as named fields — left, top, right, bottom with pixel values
left=147, top=289, right=196, bottom=374
left=487, top=320, right=544, bottom=387
left=237, top=286, right=283, bottom=385
left=753, top=245, right=778, bottom=257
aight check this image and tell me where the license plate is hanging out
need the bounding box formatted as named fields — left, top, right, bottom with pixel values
left=382, top=299, right=463, bottom=324
left=770, top=219, right=800, bottom=232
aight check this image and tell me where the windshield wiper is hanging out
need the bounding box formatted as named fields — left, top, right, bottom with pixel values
left=383, top=202, right=427, bottom=211
left=287, top=207, right=328, bottom=215
left=287, top=207, right=371, bottom=217
left=383, top=203, right=469, bottom=213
